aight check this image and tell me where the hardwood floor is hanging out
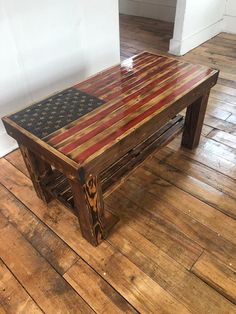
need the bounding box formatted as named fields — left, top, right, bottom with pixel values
left=1, top=15, right=236, bottom=313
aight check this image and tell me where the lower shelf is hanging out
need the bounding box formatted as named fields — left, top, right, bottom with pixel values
left=42, top=115, right=184, bottom=210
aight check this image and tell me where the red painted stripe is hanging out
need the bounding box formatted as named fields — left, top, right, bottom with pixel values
left=100, top=59, right=177, bottom=102
left=84, top=58, right=166, bottom=97
left=74, top=69, right=212, bottom=163
left=81, top=55, right=165, bottom=95
left=49, top=62, right=189, bottom=146
left=73, top=53, right=154, bottom=90
left=60, top=64, right=199, bottom=154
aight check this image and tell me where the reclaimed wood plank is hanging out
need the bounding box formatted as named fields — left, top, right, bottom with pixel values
left=145, top=157, right=236, bottom=219
left=204, top=114, right=236, bottom=134
left=167, top=136, right=236, bottom=179
left=207, top=130, right=236, bottom=149
left=206, top=106, right=232, bottom=120
left=131, top=166, right=236, bottom=247
left=192, top=252, right=236, bottom=304
left=0, top=184, right=78, bottom=275
left=201, top=124, right=213, bottom=136
left=64, top=259, right=137, bottom=314
left=0, top=260, right=43, bottom=314
left=107, top=183, right=236, bottom=270
left=5, top=149, right=29, bottom=177
left=0, top=213, right=93, bottom=314
left=108, top=225, right=236, bottom=313
left=227, top=114, right=236, bottom=124
left=155, top=146, right=236, bottom=200
left=208, top=97, right=236, bottom=115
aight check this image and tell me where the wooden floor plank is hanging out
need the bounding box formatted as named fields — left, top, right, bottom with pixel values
left=167, top=136, right=236, bottom=180
left=208, top=97, right=236, bottom=115
left=64, top=259, right=137, bottom=314
left=5, top=149, right=28, bottom=177
left=0, top=184, right=78, bottom=275
left=155, top=146, right=236, bottom=200
left=0, top=259, right=43, bottom=314
left=206, top=105, right=232, bottom=120
left=145, top=157, right=236, bottom=219
left=107, top=190, right=203, bottom=270
left=207, top=130, right=236, bottom=149
left=227, top=114, right=236, bottom=124
left=192, top=252, right=236, bottom=305
left=108, top=225, right=236, bottom=313
left=0, top=159, right=191, bottom=314
left=131, top=166, right=236, bottom=248
left=0, top=212, right=93, bottom=314
left=204, top=114, right=236, bottom=134
left=107, top=182, right=236, bottom=270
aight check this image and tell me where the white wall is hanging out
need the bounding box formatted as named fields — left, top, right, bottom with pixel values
left=0, top=0, right=120, bottom=157
left=169, top=0, right=225, bottom=55
left=223, top=0, right=236, bottom=34
left=119, top=0, right=177, bottom=23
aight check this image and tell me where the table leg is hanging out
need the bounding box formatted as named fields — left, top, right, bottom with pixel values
left=69, top=175, right=118, bottom=246
left=181, top=92, right=210, bottom=149
left=19, top=144, right=53, bottom=203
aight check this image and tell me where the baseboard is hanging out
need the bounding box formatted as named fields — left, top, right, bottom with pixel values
left=169, top=19, right=223, bottom=56
left=119, top=0, right=176, bottom=23
left=223, top=15, right=236, bottom=34
left=0, top=131, right=18, bottom=157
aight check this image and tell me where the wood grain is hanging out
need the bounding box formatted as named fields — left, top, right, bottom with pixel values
left=192, top=252, right=236, bottom=304
left=145, top=156, right=236, bottom=219
left=0, top=260, right=43, bottom=314
left=0, top=184, right=78, bottom=275
left=107, top=183, right=236, bottom=270
left=64, top=259, right=137, bottom=314
left=0, top=213, right=93, bottom=314
left=108, top=224, right=236, bottom=313
left=155, top=147, right=236, bottom=198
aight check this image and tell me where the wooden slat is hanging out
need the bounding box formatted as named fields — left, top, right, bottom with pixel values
left=0, top=260, right=43, bottom=313
left=0, top=213, right=93, bottom=314
left=192, top=252, right=236, bottom=304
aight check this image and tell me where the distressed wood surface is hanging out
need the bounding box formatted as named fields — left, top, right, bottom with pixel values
left=0, top=14, right=236, bottom=313
left=0, top=260, right=43, bottom=314
left=192, top=252, right=236, bottom=304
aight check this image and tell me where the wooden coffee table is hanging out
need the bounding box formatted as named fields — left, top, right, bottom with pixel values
left=3, top=52, right=219, bottom=246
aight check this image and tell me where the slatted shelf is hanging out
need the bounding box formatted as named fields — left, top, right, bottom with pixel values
left=42, top=115, right=184, bottom=210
